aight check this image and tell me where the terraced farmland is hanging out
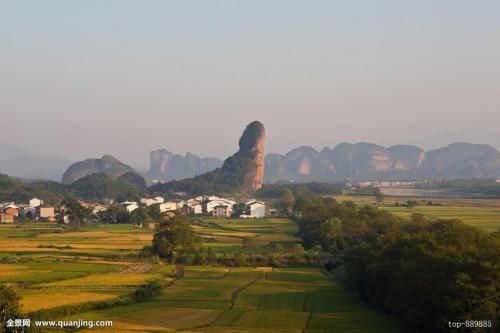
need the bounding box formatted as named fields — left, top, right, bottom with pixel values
left=335, top=195, right=500, bottom=232
left=70, top=267, right=402, bottom=332
left=0, top=219, right=403, bottom=332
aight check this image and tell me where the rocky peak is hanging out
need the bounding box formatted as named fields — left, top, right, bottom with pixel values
left=62, top=155, right=134, bottom=184
left=235, top=121, right=266, bottom=191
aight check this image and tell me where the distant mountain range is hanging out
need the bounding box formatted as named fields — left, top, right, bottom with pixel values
left=4, top=141, right=500, bottom=184
left=145, top=142, right=500, bottom=184
left=264, top=143, right=500, bottom=182
left=0, top=143, right=73, bottom=181
left=147, top=150, right=223, bottom=181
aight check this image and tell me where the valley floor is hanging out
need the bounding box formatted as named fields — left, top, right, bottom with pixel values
left=0, top=221, right=404, bottom=332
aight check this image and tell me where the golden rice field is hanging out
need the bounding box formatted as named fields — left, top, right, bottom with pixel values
left=10, top=209, right=499, bottom=331
left=21, top=290, right=125, bottom=312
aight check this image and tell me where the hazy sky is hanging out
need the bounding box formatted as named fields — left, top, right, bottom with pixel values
left=1, top=0, right=499, bottom=168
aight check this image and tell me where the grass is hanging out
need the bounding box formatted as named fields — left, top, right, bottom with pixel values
left=40, top=272, right=163, bottom=287
left=21, top=290, right=125, bottom=312
left=335, top=195, right=500, bottom=232
left=0, top=221, right=405, bottom=331
left=0, top=261, right=121, bottom=284
left=65, top=267, right=402, bottom=332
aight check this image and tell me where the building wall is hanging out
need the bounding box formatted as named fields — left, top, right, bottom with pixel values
left=0, top=213, right=14, bottom=223
left=39, top=207, right=55, bottom=218
left=249, top=204, right=266, bottom=218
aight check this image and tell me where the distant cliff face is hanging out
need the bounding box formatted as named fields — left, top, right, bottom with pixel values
left=148, top=149, right=222, bottom=181
left=151, top=121, right=266, bottom=195
left=62, top=155, right=134, bottom=184
left=265, top=143, right=500, bottom=182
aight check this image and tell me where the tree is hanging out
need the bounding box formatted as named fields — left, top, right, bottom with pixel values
left=291, top=244, right=305, bottom=263
left=60, top=197, right=90, bottom=230
left=279, top=188, right=295, bottom=216
left=375, top=191, right=384, bottom=204
left=0, top=285, right=21, bottom=333
left=152, top=213, right=198, bottom=260
left=98, top=205, right=130, bottom=224
left=129, top=207, right=149, bottom=224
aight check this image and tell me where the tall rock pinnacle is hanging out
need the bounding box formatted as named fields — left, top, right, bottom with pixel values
left=151, top=121, right=266, bottom=195
left=235, top=121, right=266, bottom=191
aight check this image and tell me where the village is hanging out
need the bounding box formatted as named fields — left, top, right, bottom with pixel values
left=0, top=195, right=266, bottom=224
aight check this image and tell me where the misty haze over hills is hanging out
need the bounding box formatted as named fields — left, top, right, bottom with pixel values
left=0, top=143, right=72, bottom=181
left=146, top=142, right=500, bottom=183
left=3, top=139, right=500, bottom=183
left=11, top=141, right=496, bottom=185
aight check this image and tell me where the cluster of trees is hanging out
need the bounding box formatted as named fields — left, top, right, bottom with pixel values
left=97, top=204, right=161, bottom=224
left=289, top=194, right=499, bottom=332
left=256, top=182, right=343, bottom=199
left=68, top=173, right=147, bottom=201
left=0, top=174, right=65, bottom=204
left=0, top=173, right=147, bottom=204
left=0, top=285, right=22, bottom=333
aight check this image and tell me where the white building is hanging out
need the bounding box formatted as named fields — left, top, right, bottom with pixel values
left=29, top=198, right=43, bottom=208
left=159, top=201, right=177, bottom=213
left=191, top=204, right=203, bottom=215
left=154, top=196, right=165, bottom=204
left=140, top=198, right=156, bottom=206
left=213, top=205, right=232, bottom=218
left=92, top=204, right=107, bottom=214
left=140, top=196, right=165, bottom=206
left=244, top=200, right=266, bottom=218
left=122, top=202, right=139, bottom=212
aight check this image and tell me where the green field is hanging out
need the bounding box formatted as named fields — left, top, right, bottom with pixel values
left=0, top=219, right=404, bottom=332
left=335, top=195, right=500, bottom=232
left=68, top=267, right=401, bottom=332
left=2, top=196, right=498, bottom=331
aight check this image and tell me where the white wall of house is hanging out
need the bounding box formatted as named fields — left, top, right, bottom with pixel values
left=29, top=198, right=42, bottom=208
left=191, top=204, right=203, bottom=215
left=249, top=202, right=266, bottom=218
left=159, top=202, right=177, bottom=212
left=126, top=203, right=139, bottom=212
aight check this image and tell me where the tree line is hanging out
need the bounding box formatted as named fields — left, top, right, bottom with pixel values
left=287, top=190, right=499, bottom=332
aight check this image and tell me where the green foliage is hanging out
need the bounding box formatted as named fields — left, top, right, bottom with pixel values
left=69, top=173, right=146, bottom=201
left=294, top=194, right=500, bottom=332
left=0, top=285, right=21, bottom=332
left=60, top=197, right=91, bottom=229
left=152, top=214, right=199, bottom=259
left=344, top=221, right=499, bottom=332
left=256, top=182, right=343, bottom=198
left=132, top=279, right=163, bottom=302
left=0, top=173, right=146, bottom=204
left=98, top=205, right=130, bottom=224
left=279, top=188, right=294, bottom=215
left=0, top=174, right=66, bottom=203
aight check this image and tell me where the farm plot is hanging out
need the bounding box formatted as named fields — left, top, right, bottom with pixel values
left=39, top=271, right=163, bottom=288
left=0, top=261, right=121, bottom=284
left=196, top=218, right=301, bottom=252
left=20, top=289, right=126, bottom=312
left=68, top=267, right=402, bottom=332
left=335, top=195, right=500, bottom=232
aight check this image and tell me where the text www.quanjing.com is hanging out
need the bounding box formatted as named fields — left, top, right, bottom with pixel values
left=35, top=319, right=113, bottom=329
